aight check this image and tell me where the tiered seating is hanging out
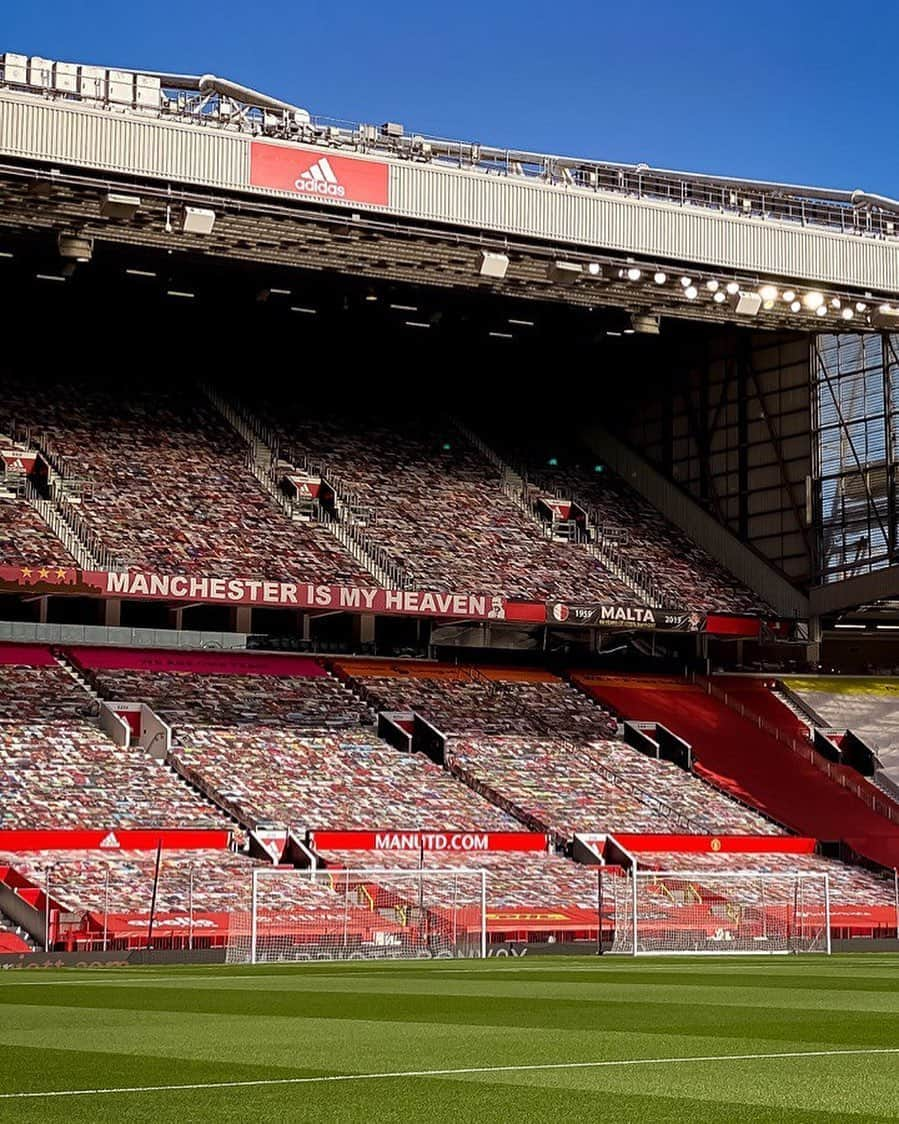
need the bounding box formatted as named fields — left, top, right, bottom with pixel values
left=171, top=727, right=518, bottom=830
left=0, top=378, right=372, bottom=583
left=86, top=668, right=369, bottom=728
left=0, top=913, right=31, bottom=952
left=0, top=657, right=93, bottom=720
left=81, top=657, right=517, bottom=830
left=0, top=498, right=75, bottom=568
left=0, top=657, right=228, bottom=830
left=253, top=403, right=635, bottom=602
left=447, top=737, right=780, bottom=838
left=334, top=661, right=616, bottom=738
left=634, top=850, right=894, bottom=909
left=508, top=455, right=770, bottom=614
left=784, top=676, right=899, bottom=782
left=314, top=848, right=605, bottom=924
left=575, top=673, right=899, bottom=869
left=0, top=849, right=259, bottom=916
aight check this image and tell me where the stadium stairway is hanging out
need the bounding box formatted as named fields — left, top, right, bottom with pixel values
left=451, top=418, right=662, bottom=607
left=572, top=673, right=899, bottom=870
left=0, top=910, right=34, bottom=952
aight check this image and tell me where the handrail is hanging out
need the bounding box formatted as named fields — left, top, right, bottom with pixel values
left=5, top=66, right=899, bottom=244
left=694, top=674, right=899, bottom=826
left=202, top=383, right=409, bottom=591
left=453, top=417, right=663, bottom=607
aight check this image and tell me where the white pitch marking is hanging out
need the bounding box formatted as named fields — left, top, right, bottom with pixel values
left=1, top=1047, right=898, bottom=1100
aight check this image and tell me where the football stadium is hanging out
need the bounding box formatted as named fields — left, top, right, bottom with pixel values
left=0, top=49, right=898, bottom=1121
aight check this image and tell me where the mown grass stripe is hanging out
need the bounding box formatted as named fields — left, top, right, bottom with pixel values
left=3, top=1046, right=898, bottom=1101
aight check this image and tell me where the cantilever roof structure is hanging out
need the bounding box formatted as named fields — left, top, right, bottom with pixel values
left=1, top=51, right=899, bottom=331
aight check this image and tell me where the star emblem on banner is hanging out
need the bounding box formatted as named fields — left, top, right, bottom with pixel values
left=19, top=567, right=32, bottom=581
left=38, top=567, right=50, bottom=580
left=56, top=568, right=69, bottom=580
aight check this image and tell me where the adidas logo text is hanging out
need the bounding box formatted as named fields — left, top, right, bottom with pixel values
left=294, top=157, right=346, bottom=197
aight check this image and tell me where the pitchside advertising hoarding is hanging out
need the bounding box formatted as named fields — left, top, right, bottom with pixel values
left=0, top=565, right=771, bottom=633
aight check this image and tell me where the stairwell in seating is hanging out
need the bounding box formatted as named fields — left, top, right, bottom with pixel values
left=201, top=383, right=407, bottom=589
left=1, top=427, right=117, bottom=570
left=449, top=418, right=664, bottom=607
left=574, top=672, right=899, bottom=870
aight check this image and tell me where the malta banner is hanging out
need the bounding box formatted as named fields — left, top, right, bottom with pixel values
left=250, top=141, right=390, bottom=207
left=309, top=831, right=549, bottom=853
left=0, top=829, right=232, bottom=852
left=547, top=601, right=703, bottom=632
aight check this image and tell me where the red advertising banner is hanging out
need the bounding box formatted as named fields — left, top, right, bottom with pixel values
left=285, top=475, right=321, bottom=500
left=1, top=451, right=38, bottom=474
left=94, top=911, right=233, bottom=937
left=0, top=564, right=545, bottom=622
left=613, top=834, right=818, bottom=854
left=0, top=830, right=232, bottom=852
left=704, top=615, right=762, bottom=638
left=250, top=142, right=390, bottom=207
left=309, top=831, right=549, bottom=853
left=69, top=646, right=326, bottom=677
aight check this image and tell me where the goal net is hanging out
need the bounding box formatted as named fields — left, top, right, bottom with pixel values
left=610, top=871, right=831, bottom=955
left=226, top=867, right=487, bottom=963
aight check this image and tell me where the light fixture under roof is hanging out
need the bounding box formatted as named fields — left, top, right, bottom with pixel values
left=181, top=206, right=216, bottom=235
left=783, top=289, right=796, bottom=303
left=587, top=262, right=602, bottom=276
left=57, top=234, right=92, bottom=263
left=479, top=250, right=509, bottom=279
left=804, top=291, right=824, bottom=310
left=713, top=290, right=726, bottom=303
left=856, top=301, right=867, bottom=312
left=626, top=267, right=641, bottom=281
left=790, top=300, right=801, bottom=312
left=684, top=285, right=698, bottom=300
left=815, top=304, right=828, bottom=317
left=680, top=276, right=692, bottom=288
left=842, top=307, right=854, bottom=320
left=759, top=284, right=778, bottom=302
left=653, top=271, right=667, bottom=285
left=726, top=281, right=740, bottom=295
left=705, top=279, right=719, bottom=292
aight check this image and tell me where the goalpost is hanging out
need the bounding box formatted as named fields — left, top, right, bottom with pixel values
left=226, top=867, right=488, bottom=964
left=608, top=870, right=831, bottom=955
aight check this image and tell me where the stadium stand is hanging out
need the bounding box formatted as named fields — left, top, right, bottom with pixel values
left=311, top=848, right=608, bottom=933
left=484, top=441, right=770, bottom=615
left=250, top=403, right=637, bottom=602
left=574, top=673, right=899, bottom=868
left=332, top=660, right=617, bottom=738
left=0, top=377, right=373, bottom=583
left=632, top=849, right=893, bottom=910
left=0, top=497, right=76, bottom=569
left=446, top=737, right=781, bottom=839
left=784, top=677, right=899, bottom=783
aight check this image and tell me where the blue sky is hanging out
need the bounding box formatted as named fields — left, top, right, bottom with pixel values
left=4, top=1, right=896, bottom=194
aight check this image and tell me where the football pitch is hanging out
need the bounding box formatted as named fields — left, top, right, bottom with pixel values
left=0, top=955, right=897, bottom=1122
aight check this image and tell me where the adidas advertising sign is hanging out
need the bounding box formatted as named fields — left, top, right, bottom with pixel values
left=250, top=142, right=390, bottom=207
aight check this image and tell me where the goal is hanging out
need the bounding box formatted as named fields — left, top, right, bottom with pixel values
left=609, top=870, right=831, bottom=955
left=226, top=867, right=488, bottom=963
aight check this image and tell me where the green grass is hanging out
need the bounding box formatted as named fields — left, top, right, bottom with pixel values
left=1, top=955, right=898, bottom=1122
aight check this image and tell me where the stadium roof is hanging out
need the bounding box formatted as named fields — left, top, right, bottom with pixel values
left=2, top=53, right=899, bottom=331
